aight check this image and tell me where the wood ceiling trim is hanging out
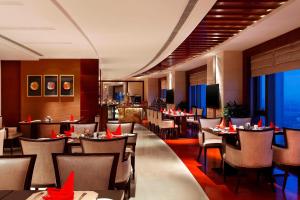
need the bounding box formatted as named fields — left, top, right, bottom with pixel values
left=136, top=0, right=288, bottom=77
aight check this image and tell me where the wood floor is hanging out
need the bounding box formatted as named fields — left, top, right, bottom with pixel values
left=165, top=138, right=300, bottom=200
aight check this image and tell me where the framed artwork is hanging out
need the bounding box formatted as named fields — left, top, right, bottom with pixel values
left=44, top=75, right=58, bottom=97
left=27, top=75, right=42, bottom=97
left=60, top=75, right=74, bottom=96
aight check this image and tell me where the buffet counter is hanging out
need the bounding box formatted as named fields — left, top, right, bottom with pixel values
left=117, top=105, right=146, bottom=123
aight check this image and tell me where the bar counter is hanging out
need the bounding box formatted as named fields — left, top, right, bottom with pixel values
left=117, top=105, right=146, bottom=123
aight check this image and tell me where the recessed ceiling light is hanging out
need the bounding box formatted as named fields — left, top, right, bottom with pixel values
left=267, top=9, right=272, bottom=12
left=279, top=2, right=285, bottom=5
left=253, top=20, right=257, bottom=23
left=238, top=30, right=242, bottom=32
left=260, top=15, right=266, bottom=18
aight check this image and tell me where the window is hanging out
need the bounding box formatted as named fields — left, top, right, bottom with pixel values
left=252, top=69, right=300, bottom=129
left=189, top=84, right=206, bottom=116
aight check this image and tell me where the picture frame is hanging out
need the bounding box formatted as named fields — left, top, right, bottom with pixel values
left=44, top=75, right=58, bottom=97
left=27, top=75, right=42, bottom=97
left=60, top=75, right=74, bottom=97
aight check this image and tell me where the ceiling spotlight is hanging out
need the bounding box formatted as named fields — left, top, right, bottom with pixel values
left=238, top=30, right=242, bottom=32
left=253, top=20, right=257, bottom=23
left=279, top=2, right=285, bottom=5
left=267, top=9, right=272, bottom=12
left=260, top=15, right=266, bottom=18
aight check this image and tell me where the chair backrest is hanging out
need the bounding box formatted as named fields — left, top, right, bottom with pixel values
left=281, top=128, right=300, bottom=165
left=95, top=116, right=100, bottom=132
left=38, top=124, right=61, bottom=138
left=106, top=123, right=134, bottom=133
left=127, top=133, right=137, bottom=145
left=192, top=107, right=197, bottom=115
left=0, top=155, right=36, bottom=190
left=71, top=123, right=97, bottom=135
left=238, top=129, right=273, bottom=168
left=231, top=117, right=251, bottom=127
left=52, top=153, right=119, bottom=190
left=196, top=108, right=203, bottom=116
left=81, top=137, right=127, bottom=163
left=199, top=118, right=222, bottom=141
left=0, top=129, right=5, bottom=156
left=199, top=118, right=221, bottom=130
left=19, top=138, right=67, bottom=186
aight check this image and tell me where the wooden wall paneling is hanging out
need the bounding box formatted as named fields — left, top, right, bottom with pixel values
left=1, top=61, right=21, bottom=127
left=20, top=59, right=81, bottom=121
left=80, top=59, right=99, bottom=123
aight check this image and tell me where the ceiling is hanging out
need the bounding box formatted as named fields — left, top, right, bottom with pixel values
left=0, top=0, right=217, bottom=79
left=137, top=0, right=291, bottom=76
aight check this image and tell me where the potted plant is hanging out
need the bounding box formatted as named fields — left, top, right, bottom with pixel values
left=223, top=101, right=250, bottom=124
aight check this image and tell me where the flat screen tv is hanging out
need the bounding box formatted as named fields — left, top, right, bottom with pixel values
left=166, top=89, right=174, bottom=104
left=206, top=84, right=220, bottom=108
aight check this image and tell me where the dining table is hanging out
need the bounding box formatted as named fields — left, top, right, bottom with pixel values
left=163, top=111, right=195, bottom=137
left=19, top=119, right=80, bottom=138
left=0, top=190, right=124, bottom=200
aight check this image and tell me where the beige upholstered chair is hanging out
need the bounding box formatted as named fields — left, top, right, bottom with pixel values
left=52, top=153, right=119, bottom=190
left=273, top=128, right=300, bottom=191
left=4, top=127, right=23, bottom=154
left=38, top=124, right=60, bottom=138
left=224, top=129, right=274, bottom=192
left=157, top=112, right=178, bottom=139
left=19, top=137, right=67, bottom=187
left=71, top=123, right=97, bottom=135
left=81, top=137, right=131, bottom=196
left=0, top=129, right=5, bottom=156
left=126, top=133, right=137, bottom=179
left=0, top=155, right=36, bottom=190
left=106, top=123, right=134, bottom=133
left=198, top=118, right=222, bottom=169
left=230, top=117, right=252, bottom=127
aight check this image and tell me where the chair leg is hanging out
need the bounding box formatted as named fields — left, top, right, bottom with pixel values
left=131, top=156, right=135, bottom=180
left=282, top=170, right=289, bottom=191
left=126, top=178, right=131, bottom=199
left=223, top=161, right=227, bottom=182
left=197, top=146, right=202, bottom=161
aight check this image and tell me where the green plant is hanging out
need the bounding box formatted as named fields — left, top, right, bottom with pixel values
left=223, top=101, right=250, bottom=122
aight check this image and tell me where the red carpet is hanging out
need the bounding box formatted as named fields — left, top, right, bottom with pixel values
left=165, top=138, right=300, bottom=200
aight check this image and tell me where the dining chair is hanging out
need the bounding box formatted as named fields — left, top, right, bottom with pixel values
left=198, top=118, right=222, bottom=166
left=157, top=112, right=178, bottom=139
left=19, top=137, right=67, bottom=188
left=146, top=109, right=152, bottom=129
left=52, top=153, right=119, bottom=190
left=106, top=122, right=134, bottom=133
left=0, top=129, right=5, bottom=156
left=81, top=137, right=131, bottom=196
left=230, top=117, right=252, bottom=127
left=187, top=107, right=200, bottom=131
left=38, top=124, right=60, bottom=138
left=273, top=128, right=300, bottom=191
left=223, top=128, right=274, bottom=192
left=71, top=123, right=97, bottom=135
left=0, top=155, right=36, bottom=190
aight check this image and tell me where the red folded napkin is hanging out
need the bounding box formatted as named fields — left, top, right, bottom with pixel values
left=219, top=118, right=226, bottom=129
left=43, top=171, right=74, bottom=200
left=51, top=130, right=57, bottom=139
left=114, top=125, right=122, bottom=135
left=106, top=128, right=113, bottom=139
left=70, top=114, right=74, bottom=121
left=189, top=109, right=193, bottom=114
left=269, top=121, right=275, bottom=128
left=183, top=109, right=186, bottom=114
left=27, top=115, right=32, bottom=123
left=178, top=108, right=181, bottom=112
left=64, top=131, right=71, bottom=137
left=160, top=108, right=163, bottom=113
left=229, top=122, right=235, bottom=132
left=258, top=119, right=262, bottom=127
